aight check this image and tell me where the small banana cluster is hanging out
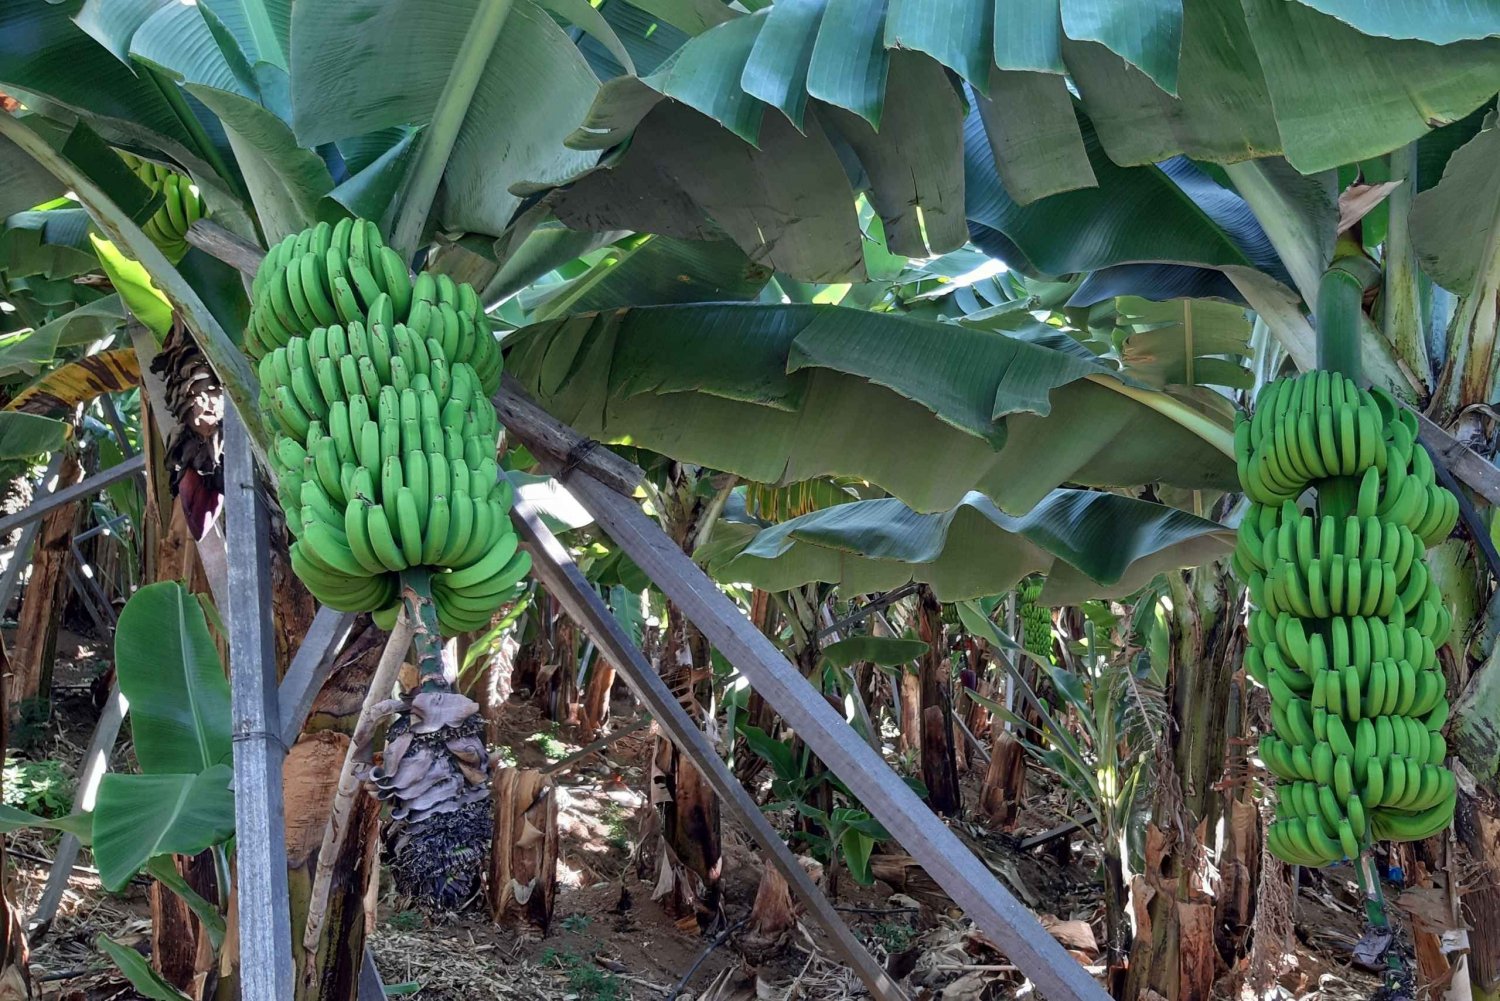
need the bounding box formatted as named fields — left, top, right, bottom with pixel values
left=1232, top=371, right=1458, bottom=867
left=1019, top=577, right=1052, bottom=661
left=245, top=219, right=501, bottom=396
left=246, top=219, right=528, bottom=634
left=118, top=152, right=204, bottom=263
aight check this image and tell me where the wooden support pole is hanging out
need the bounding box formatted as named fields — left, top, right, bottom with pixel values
left=0, top=456, right=63, bottom=619
left=1416, top=411, right=1500, bottom=508
left=224, top=411, right=295, bottom=1000
left=509, top=490, right=907, bottom=1001
left=0, top=455, right=145, bottom=539
left=277, top=608, right=359, bottom=746
left=512, top=440, right=1111, bottom=1001
left=28, top=678, right=127, bottom=935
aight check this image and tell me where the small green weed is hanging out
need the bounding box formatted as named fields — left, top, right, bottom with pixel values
left=385, top=909, right=423, bottom=932
left=8, top=699, right=51, bottom=753
left=528, top=728, right=568, bottom=761
left=538, top=948, right=619, bottom=1001
left=872, top=920, right=916, bottom=954
left=559, top=913, right=591, bottom=933
left=4, top=756, right=73, bottom=817
left=599, top=803, right=632, bottom=854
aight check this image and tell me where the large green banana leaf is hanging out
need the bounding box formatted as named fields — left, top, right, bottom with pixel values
left=0, top=296, right=125, bottom=377
left=114, top=581, right=233, bottom=775
left=518, top=234, right=771, bottom=320
left=1287, top=0, right=1500, bottom=44
left=1412, top=123, right=1499, bottom=297
left=118, top=0, right=333, bottom=241
left=541, top=0, right=1498, bottom=187
left=505, top=303, right=1238, bottom=514
left=0, top=136, right=65, bottom=220
left=92, top=767, right=235, bottom=892
left=700, top=488, right=1234, bottom=603
left=91, top=582, right=236, bottom=893
left=0, top=0, right=221, bottom=173
left=0, top=412, right=70, bottom=459
left=288, top=0, right=601, bottom=238
left=521, top=0, right=1498, bottom=286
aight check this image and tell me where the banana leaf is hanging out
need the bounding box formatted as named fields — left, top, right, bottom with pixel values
left=97, top=935, right=193, bottom=1001
left=1285, top=0, right=1500, bottom=44
left=522, top=0, right=1499, bottom=285
left=0, top=412, right=70, bottom=459
left=505, top=303, right=1237, bottom=514
left=0, top=296, right=126, bottom=378
left=288, top=0, right=600, bottom=237
left=92, top=766, right=235, bottom=892
left=822, top=635, right=928, bottom=668
left=113, top=581, right=232, bottom=775
left=7, top=348, right=140, bottom=415
left=702, top=488, right=1234, bottom=603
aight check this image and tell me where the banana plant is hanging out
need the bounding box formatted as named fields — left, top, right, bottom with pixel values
left=0, top=582, right=234, bottom=995
left=962, top=602, right=1163, bottom=965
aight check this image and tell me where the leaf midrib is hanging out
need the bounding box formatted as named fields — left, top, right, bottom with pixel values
left=174, top=590, right=215, bottom=770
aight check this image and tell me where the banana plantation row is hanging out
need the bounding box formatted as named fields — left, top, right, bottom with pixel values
left=0, top=2, right=1497, bottom=1001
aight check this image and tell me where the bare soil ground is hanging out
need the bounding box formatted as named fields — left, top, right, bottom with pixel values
left=7, top=636, right=1392, bottom=1000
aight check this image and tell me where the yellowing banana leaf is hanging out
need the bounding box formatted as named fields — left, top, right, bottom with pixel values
left=702, top=489, right=1234, bottom=603
left=6, top=348, right=141, bottom=415
left=89, top=234, right=172, bottom=338
left=505, top=303, right=1238, bottom=515
left=743, top=477, right=861, bottom=523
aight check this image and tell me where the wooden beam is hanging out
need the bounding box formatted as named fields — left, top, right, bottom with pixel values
left=358, top=949, right=385, bottom=1001
left=527, top=462, right=1110, bottom=1001
left=1415, top=411, right=1500, bottom=508
left=539, top=715, right=652, bottom=777
left=29, top=678, right=127, bottom=935
left=496, top=374, right=643, bottom=495
left=187, top=220, right=264, bottom=278
left=0, top=456, right=63, bottom=617
left=0, top=454, right=145, bottom=539
left=223, top=412, right=295, bottom=1000
left=276, top=607, right=358, bottom=746
left=508, top=490, right=907, bottom=1001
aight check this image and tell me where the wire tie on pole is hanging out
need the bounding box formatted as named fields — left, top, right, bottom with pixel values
left=560, top=437, right=600, bottom=479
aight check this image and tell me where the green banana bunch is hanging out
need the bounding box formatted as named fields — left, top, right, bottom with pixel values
left=245, top=219, right=501, bottom=395
left=1234, top=371, right=1459, bottom=867
left=244, top=220, right=528, bottom=635
left=117, top=152, right=205, bottom=263
left=1019, top=576, right=1052, bottom=662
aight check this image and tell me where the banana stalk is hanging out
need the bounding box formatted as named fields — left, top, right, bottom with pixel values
left=1316, top=251, right=1405, bottom=983
left=1315, top=250, right=1380, bottom=382
left=399, top=567, right=449, bottom=691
